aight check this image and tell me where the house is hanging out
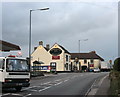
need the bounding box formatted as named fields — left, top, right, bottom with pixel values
left=70, top=51, right=104, bottom=71
left=31, top=41, right=71, bottom=72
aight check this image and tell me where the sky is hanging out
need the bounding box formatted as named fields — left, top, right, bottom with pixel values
left=0, top=0, right=118, bottom=61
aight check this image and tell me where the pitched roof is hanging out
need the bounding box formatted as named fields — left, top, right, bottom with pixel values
left=0, top=40, right=21, bottom=51
left=44, top=47, right=49, bottom=51
left=58, top=44, right=70, bottom=54
left=70, top=52, right=104, bottom=61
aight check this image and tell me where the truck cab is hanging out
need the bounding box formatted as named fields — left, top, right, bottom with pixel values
left=0, top=56, right=30, bottom=91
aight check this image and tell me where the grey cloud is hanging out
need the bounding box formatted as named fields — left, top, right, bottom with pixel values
left=2, top=2, right=118, bottom=60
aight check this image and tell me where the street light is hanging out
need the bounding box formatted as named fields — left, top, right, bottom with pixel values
left=29, top=7, right=49, bottom=68
left=78, top=39, right=88, bottom=54
left=78, top=39, right=88, bottom=71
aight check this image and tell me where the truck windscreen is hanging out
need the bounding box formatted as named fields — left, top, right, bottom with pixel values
left=6, top=59, right=29, bottom=72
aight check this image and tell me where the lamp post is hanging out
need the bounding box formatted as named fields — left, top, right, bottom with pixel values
left=78, top=39, right=88, bottom=54
left=29, top=7, right=49, bottom=68
left=78, top=39, right=88, bottom=71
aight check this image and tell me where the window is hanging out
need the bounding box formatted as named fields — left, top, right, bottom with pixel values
left=91, top=59, right=94, bottom=64
left=66, top=55, right=69, bottom=62
left=84, top=59, right=87, bottom=64
left=69, top=56, right=71, bottom=62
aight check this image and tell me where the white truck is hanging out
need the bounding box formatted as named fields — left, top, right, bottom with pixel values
left=0, top=55, right=30, bottom=91
left=100, top=61, right=112, bottom=72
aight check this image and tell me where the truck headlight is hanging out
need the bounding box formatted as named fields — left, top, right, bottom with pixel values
left=26, top=79, right=30, bottom=82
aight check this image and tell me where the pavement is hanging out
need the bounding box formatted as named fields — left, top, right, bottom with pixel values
left=87, top=73, right=110, bottom=96
left=95, top=75, right=110, bottom=95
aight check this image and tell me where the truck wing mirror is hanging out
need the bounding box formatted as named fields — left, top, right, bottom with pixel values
left=26, top=57, right=31, bottom=71
left=2, top=66, right=4, bottom=70
left=26, top=57, right=30, bottom=65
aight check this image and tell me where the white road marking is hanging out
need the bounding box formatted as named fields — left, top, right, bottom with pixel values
left=23, top=93, right=31, bottom=97
left=2, top=93, right=11, bottom=96
left=22, top=81, right=51, bottom=91
left=54, top=82, right=63, bottom=86
left=11, top=93, right=22, bottom=96
left=42, top=81, right=51, bottom=85
left=39, top=86, right=51, bottom=92
left=55, top=79, right=62, bottom=82
left=29, top=89, right=38, bottom=92
left=22, top=86, right=37, bottom=91
left=64, top=80, right=68, bottom=82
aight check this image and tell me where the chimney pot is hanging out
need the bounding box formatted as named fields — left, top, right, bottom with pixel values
left=39, top=41, right=43, bottom=46
left=46, top=44, right=50, bottom=50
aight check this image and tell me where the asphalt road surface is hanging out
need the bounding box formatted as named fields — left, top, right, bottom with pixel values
left=2, top=72, right=109, bottom=97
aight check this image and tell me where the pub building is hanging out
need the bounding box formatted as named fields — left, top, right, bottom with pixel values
left=31, top=41, right=71, bottom=72
left=70, top=51, right=104, bottom=72
left=31, top=41, right=104, bottom=72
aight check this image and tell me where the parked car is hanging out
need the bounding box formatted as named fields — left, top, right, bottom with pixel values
left=94, top=68, right=100, bottom=73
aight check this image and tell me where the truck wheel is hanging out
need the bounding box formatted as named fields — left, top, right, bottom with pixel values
left=15, top=87, right=22, bottom=91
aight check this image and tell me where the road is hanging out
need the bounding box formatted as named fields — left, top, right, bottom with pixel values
left=2, top=72, right=109, bottom=97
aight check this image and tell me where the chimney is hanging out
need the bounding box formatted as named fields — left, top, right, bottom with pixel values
left=46, top=44, right=50, bottom=50
left=90, top=51, right=96, bottom=53
left=39, top=41, right=43, bottom=46
left=34, top=47, right=37, bottom=51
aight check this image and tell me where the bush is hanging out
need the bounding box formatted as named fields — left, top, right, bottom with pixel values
left=110, top=70, right=120, bottom=96
left=113, top=58, right=120, bottom=71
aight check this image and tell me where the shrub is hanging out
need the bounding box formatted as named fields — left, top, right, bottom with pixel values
left=110, top=71, right=120, bottom=96
left=113, top=58, right=120, bottom=71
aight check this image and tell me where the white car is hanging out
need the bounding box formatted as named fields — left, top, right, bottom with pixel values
left=94, top=68, right=100, bottom=73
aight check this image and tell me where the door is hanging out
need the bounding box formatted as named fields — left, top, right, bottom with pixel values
left=81, top=66, right=87, bottom=71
